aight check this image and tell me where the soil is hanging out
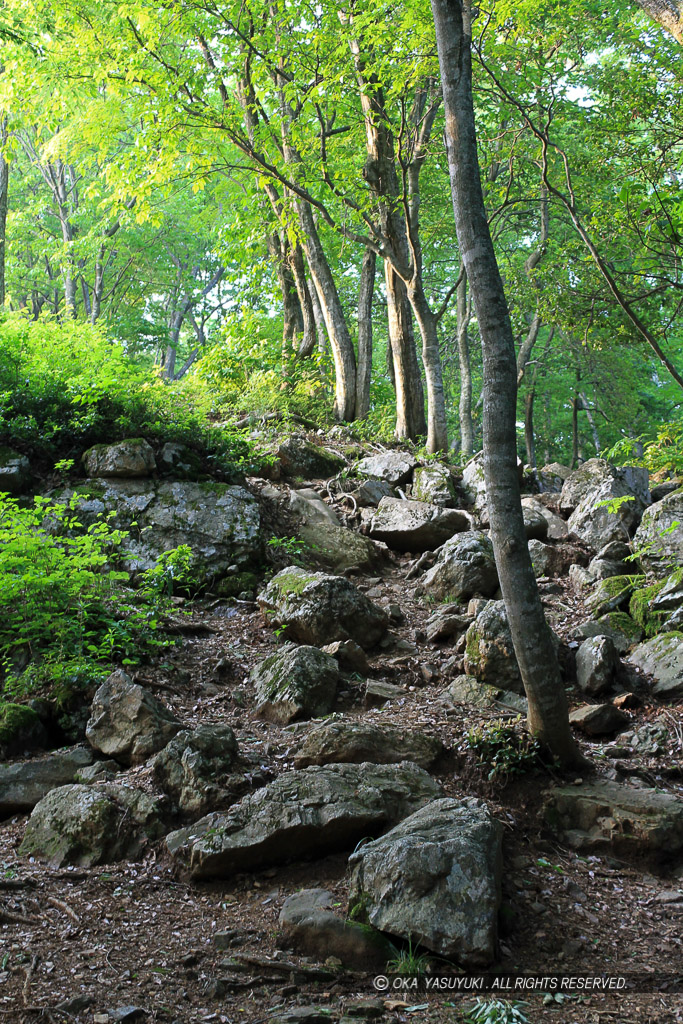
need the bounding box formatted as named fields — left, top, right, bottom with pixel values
left=1, top=472, right=682, bottom=1024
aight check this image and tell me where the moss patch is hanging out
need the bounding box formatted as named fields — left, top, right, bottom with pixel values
left=0, top=701, right=46, bottom=754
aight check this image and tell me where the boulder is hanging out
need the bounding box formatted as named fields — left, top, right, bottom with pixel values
left=412, top=464, right=457, bottom=507
left=292, top=720, right=442, bottom=769
left=569, top=704, right=630, bottom=736
left=482, top=501, right=548, bottom=541
left=571, top=615, right=643, bottom=656
left=320, top=640, right=370, bottom=675
left=157, top=442, right=203, bottom=478
left=298, top=522, right=383, bottom=573
left=528, top=540, right=585, bottom=578
left=464, top=601, right=523, bottom=694
left=289, top=488, right=340, bottom=527
left=425, top=608, right=471, bottom=643
left=347, top=797, right=502, bottom=967
left=59, top=479, right=261, bottom=579
left=461, top=452, right=523, bottom=513
left=355, top=451, right=417, bottom=487
left=559, top=459, right=650, bottom=552
left=585, top=575, right=635, bottom=618
left=522, top=497, right=569, bottom=541
left=278, top=889, right=394, bottom=970
left=85, top=671, right=181, bottom=766
left=82, top=438, right=156, bottom=478
left=628, top=634, right=683, bottom=699
left=165, top=761, right=442, bottom=879
left=441, top=675, right=527, bottom=715
left=0, top=446, right=31, bottom=494
left=632, top=489, right=683, bottom=577
left=277, top=436, right=346, bottom=479
left=617, top=717, right=673, bottom=755
left=369, top=497, right=470, bottom=553
left=152, top=725, right=241, bottom=816
left=19, top=783, right=165, bottom=867
left=0, top=703, right=48, bottom=759
left=0, top=747, right=94, bottom=816
left=258, top=567, right=388, bottom=649
left=347, top=478, right=396, bottom=507
left=537, top=463, right=571, bottom=493
left=251, top=645, right=339, bottom=724
left=575, top=636, right=618, bottom=697
left=544, top=780, right=683, bottom=861
left=420, top=532, right=498, bottom=602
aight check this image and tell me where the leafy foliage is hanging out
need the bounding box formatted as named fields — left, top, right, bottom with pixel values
left=464, top=999, right=529, bottom=1024
left=466, top=719, right=543, bottom=780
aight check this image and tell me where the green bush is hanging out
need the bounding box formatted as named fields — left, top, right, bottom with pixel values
left=0, top=313, right=256, bottom=475
left=466, top=718, right=542, bottom=781
left=602, top=421, right=683, bottom=477
left=0, top=493, right=187, bottom=704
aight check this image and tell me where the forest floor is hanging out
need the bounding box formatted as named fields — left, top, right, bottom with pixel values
left=1, top=477, right=682, bottom=1024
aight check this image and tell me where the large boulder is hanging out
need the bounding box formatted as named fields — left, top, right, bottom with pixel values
left=19, top=783, right=165, bottom=867
left=278, top=889, right=394, bottom=970
left=59, top=479, right=261, bottom=579
left=420, top=532, right=498, bottom=602
left=85, top=671, right=181, bottom=766
left=628, top=634, right=683, bottom=699
left=258, top=567, right=388, bottom=649
left=0, top=446, right=31, bottom=494
left=461, top=452, right=523, bottom=514
left=347, top=798, right=502, bottom=967
left=250, top=645, right=339, bottom=724
left=441, top=675, right=527, bottom=716
left=528, top=539, right=585, bottom=578
left=560, top=460, right=650, bottom=552
left=522, top=497, right=569, bottom=540
left=298, top=522, right=383, bottom=573
left=355, top=451, right=417, bottom=487
left=544, top=780, right=683, bottom=861
left=277, top=436, right=345, bottom=479
left=575, top=635, right=618, bottom=697
left=464, top=601, right=523, bottom=694
left=412, top=464, right=458, bottom=507
left=82, top=438, right=156, bottom=478
left=292, top=720, right=443, bottom=770
left=152, top=725, right=240, bottom=816
left=289, top=488, right=340, bottom=527
left=537, top=463, right=571, bottom=493
left=632, top=489, right=683, bottom=577
left=569, top=704, right=630, bottom=736
left=368, top=497, right=470, bottom=553
left=165, top=762, right=442, bottom=879
left=0, top=747, right=94, bottom=816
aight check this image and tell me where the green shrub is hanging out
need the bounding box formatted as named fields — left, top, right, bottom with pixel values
left=466, top=718, right=542, bottom=780
left=602, top=421, right=683, bottom=477
left=0, top=494, right=187, bottom=704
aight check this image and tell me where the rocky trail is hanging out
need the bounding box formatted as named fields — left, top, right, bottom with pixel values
left=1, top=435, right=683, bottom=1024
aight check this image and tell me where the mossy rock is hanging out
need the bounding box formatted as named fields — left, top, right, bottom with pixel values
left=215, top=571, right=260, bottom=598
left=629, top=579, right=669, bottom=636
left=0, top=703, right=48, bottom=758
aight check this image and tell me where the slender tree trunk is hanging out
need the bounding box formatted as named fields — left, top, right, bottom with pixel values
left=634, top=0, right=683, bottom=43
left=290, top=242, right=317, bottom=358
left=432, top=0, right=581, bottom=765
left=407, top=278, right=449, bottom=453
left=579, top=392, right=601, bottom=454
left=525, top=390, right=536, bottom=469
left=356, top=247, right=375, bottom=420
left=0, top=117, right=8, bottom=309
left=385, top=264, right=427, bottom=438
left=457, top=267, right=474, bottom=456
left=309, top=275, right=328, bottom=353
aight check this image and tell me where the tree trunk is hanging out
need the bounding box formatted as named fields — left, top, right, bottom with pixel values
left=432, top=0, right=581, bottom=765
left=457, top=267, right=474, bottom=456
left=579, top=392, right=601, bottom=454
left=634, top=0, right=683, bottom=42
left=0, top=117, right=7, bottom=309
left=309, top=275, right=328, bottom=353
left=290, top=242, right=317, bottom=358
left=407, top=278, right=449, bottom=453
left=386, top=264, right=427, bottom=438
left=356, top=247, right=375, bottom=421
left=524, top=389, right=536, bottom=469
left=294, top=198, right=356, bottom=421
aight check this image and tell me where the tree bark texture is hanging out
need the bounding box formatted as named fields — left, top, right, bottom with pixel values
left=0, top=135, right=7, bottom=309
left=432, top=0, right=580, bottom=765
left=635, top=0, right=683, bottom=41
left=456, top=267, right=474, bottom=456
left=356, top=247, right=376, bottom=420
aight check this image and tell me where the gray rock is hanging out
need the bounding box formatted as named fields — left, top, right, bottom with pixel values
left=292, top=720, right=442, bottom=769
left=441, top=675, right=527, bottom=714
left=619, top=717, right=672, bottom=755
left=258, top=567, right=389, bottom=649
left=277, top=436, right=346, bottom=479
left=76, top=760, right=120, bottom=783
left=575, top=636, right=618, bottom=697
left=0, top=703, right=48, bottom=758
left=537, top=462, right=571, bottom=493
left=544, top=780, right=683, bottom=861
left=355, top=451, right=417, bottom=486
left=421, top=532, right=498, bottom=602
left=320, top=640, right=370, bottom=675
left=86, top=670, right=181, bottom=766
left=289, top=488, right=340, bottom=527
left=464, top=601, right=523, bottom=694
left=349, top=478, right=397, bottom=507
left=528, top=540, right=584, bottom=578
left=482, top=502, right=548, bottom=541
left=560, top=460, right=650, bottom=552
left=585, top=576, right=635, bottom=618
left=369, top=497, right=470, bottom=553
left=347, top=797, right=502, bottom=966
left=158, top=442, right=202, bottom=477
left=19, top=783, right=164, bottom=867
left=0, top=446, right=31, bottom=494
left=0, top=747, right=94, bottom=816
left=298, top=521, right=383, bottom=573
left=152, top=725, right=240, bottom=816
left=165, top=762, right=442, bottom=879
left=57, top=479, right=261, bottom=579
left=279, top=889, right=394, bottom=969
left=569, top=704, right=630, bottom=736
left=628, top=634, right=683, bottom=699
left=652, top=573, right=683, bottom=612
left=425, top=609, right=470, bottom=643
left=251, top=646, right=339, bottom=724
left=572, top=616, right=643, bottom=655
left=522, top=497, right=569, bottom=541
left=364, top=679, right=406, bottom=705
left=412, top=464, right=457, bottom=507
left=461, top=453, right=523, bottom=514
left=82, top=438, right=156, bottom=478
